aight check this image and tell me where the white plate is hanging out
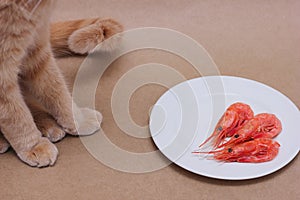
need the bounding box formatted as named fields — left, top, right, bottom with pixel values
left=149, top=76, right=300, bottom=180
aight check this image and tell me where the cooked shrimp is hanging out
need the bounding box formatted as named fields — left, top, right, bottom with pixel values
left=254, top=113, right=282, bottom=139
left=218, top=113, right=282, bottom=148
left=199, top=102, right=254, bottom=148
left=194, top=138, right=280, bottom=163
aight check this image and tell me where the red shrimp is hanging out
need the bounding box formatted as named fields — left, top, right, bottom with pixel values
left=194, top=138, right=280, bottom=163
left=218, top=113, right=282, bottom=148
left=199, top=102, right=254, bottom=148
left=254, top=113, right=282, bottom=138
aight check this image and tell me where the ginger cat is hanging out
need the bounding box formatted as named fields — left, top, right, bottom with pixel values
left=0, top=0, right=123, bottom=167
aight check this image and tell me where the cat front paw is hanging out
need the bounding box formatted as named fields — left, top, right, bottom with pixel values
left=41, top=125, right=66, bottom=143
left=17, top=138, right=58, bottom=167
left=74, top=107, right=103, bottom=136
left=35, top=114, right=66, bottom=142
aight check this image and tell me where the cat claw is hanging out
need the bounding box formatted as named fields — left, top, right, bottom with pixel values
left=0, top=134, right=10, bottom=154
left=0, top=142, right=10, bottom=154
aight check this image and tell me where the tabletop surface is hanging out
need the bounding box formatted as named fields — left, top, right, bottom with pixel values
left=1, top=1, right=299, bottom=200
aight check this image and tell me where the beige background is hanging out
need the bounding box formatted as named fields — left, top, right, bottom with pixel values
left=1, top=0, right=299, bottom=199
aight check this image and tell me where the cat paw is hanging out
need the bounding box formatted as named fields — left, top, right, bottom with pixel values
left=35, top=113, right=66, bottom=142
left=73, top=107, right=103, bottom=136
left=55, top=106, right=102, bottom=136
left=17, top=138, right=58, bottom=167
left=68, top=18, right=123, bottom=54
left=56, top=118, right=77, bottom=136
left=41, top=125, right=66, bottom=143
left=0, top=136, right=10, bottom=154
left=37, top=118, right=66, bottom=142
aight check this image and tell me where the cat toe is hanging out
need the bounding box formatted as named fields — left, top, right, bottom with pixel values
left=43, top=126, right=66, bottom=143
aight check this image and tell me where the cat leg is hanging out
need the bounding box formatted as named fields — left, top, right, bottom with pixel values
left=25, top=97, right=66, bottom=142
left=50, top=18, right=123, bottom=56
left=0, top=132, right=10, bottom=153
left=22, top=44, right=102, bottom=136
left=0, top=69, right=58, bottom=167
left=0, top=9, right=58, bottom=166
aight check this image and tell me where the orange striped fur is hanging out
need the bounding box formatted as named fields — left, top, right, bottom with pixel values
left=0, top=0, right=122, bottom=167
